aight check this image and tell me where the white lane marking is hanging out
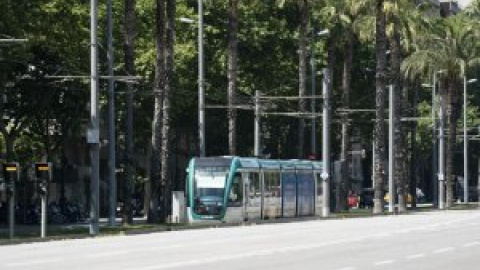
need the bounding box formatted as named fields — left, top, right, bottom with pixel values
left=6, top=259, right=61, bottom=268
left=373, top=260, right=395, bottom=266
left=332, top=267, right=356, bottom=270
left=464, top=241, right=480, bottom=247
left=406, top=253, right=426, bottom=260
left=87, top=250, right=129, bottom=258
left=433, top=247, right=454, bottom=254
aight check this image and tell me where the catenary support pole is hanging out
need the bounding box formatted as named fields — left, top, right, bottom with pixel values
left=388, top=84, right=395, bottom=213
left=254, top=90, right=261, bottom=157
left=310, top=34, right=316, bottom=157
left=322, top=68, right=331, bottom=217
left=432, top=73, right=438, bottom=207
left=41, top=195, right=46, bottom=238
left=8, top=185, right=14, bottom=239
left=438, top=81, right=445, bottom=210
left=106, top=0, right=117, bottom=227
left=89, top=0, right=100, bottom=235
left=463, top=75, right=469, bottom=204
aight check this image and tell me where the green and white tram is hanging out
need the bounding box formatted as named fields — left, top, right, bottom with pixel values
left=186, top=156, right=325, bottom=223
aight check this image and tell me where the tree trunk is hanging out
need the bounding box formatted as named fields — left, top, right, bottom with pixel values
left=148, top=0, right=166, bottom=223
left=158, top=0, right=175, bottom=223
left=338, top=31, right=354, bottom=212
left=297, top=0, right=308, bottom=159
left=409, top=83, right=418, bottom=209
left=445, top=80, right=461, bottom=208
left=373, top=0, right=387, bottom=214
left=391, top=19, right=407, bottom=212
left=123, top=0, right=136, bottom=225
left=227, top=0, right=238, bottom=156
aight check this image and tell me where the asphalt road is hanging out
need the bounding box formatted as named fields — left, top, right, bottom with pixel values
left=1, top=210, right=480, bottom=270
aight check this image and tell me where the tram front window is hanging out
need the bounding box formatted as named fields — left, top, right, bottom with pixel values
left=194, top=168, right=228, bottom=216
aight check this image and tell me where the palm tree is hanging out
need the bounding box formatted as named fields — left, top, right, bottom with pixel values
left=123, top=0, right=136, bottom=225
left=385, top=0, right=428, bottom=212
left=402, top=15, right=480, bottom=208
left=321, top=0, right=370, bottom=211
left=373, top=0, right=388, bottom=214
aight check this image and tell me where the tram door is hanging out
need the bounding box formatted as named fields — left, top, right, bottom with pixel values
left=243, top=171, right=261, bottom=221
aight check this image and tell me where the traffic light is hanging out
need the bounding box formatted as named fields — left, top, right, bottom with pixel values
left=35, top=163, right=52, bottom=196
left=2, top=162, right=19, bottom=197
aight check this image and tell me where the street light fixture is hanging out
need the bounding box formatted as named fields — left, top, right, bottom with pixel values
left=179, top=17, right=195, bottom=24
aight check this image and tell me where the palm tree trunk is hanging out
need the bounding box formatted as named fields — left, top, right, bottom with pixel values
left=148, top=0, right=166, bottom=223
left=297, top=0, right=308, bottom=159
left=373, top=0, right=387, bottom=214
left=123, top=0, right=136, bottom=225
left=227, top=0, right=238, bottom=156
left=338, top=31, right=354, bottom=212
left=445, top=80, right=461, bottom=208
left=409, top=82, right=419, bottom=209
left=391, top=19, right=407, bottom=212
left=158, top=0, right=175, bottom=223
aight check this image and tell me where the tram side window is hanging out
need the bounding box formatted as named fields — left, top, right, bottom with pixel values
left=228, top=173, right=243, bottom=206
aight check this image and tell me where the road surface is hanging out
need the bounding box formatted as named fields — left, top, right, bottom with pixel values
left=1, top=210, right=480, bottom=270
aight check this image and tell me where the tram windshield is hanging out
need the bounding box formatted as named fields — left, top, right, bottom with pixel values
left=193, top=167, right=229, bottom=216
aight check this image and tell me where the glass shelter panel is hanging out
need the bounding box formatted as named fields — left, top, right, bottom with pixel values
left=297, top=170, right=315, bottom=216
left=281, top=171, right=297, bottom=217
left=262, top=171, right=281, bottom=219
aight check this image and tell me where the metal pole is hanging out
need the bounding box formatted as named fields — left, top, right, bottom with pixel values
left=41, top=195, right=46, bottom=238
left=310, top=34, right=316, bottom=157
left=8, top=185, right=14, bottom=239
left=89, top=0, right=100, bottom=235
left=388, top=85, right=394, bottom=213
left=464, top=75, right=469, bottom=204
left=106, top=0, right=116, bottom=227
left=198, top=0, right=206, bottom=157
left=372, top=139, right=375, bottom=188
left=254, top=90, right=261, bottom=157
left=438, top=80, right=445, bottom=210
left=322, top=68, right=331, bottom=217
left=432, top=73, right=438, bottom=207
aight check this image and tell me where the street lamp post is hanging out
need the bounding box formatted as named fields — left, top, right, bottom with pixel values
left=432, top=73, right=438, bottom=207
left=310, top=29, right=329, bottom=158
left=464, top=77, right=477, bottom=204
left=322, top=67, right=331, bottom=217
left=180, top=2, right=205, bottom=158
left=88, top=0, right=100, bottom=235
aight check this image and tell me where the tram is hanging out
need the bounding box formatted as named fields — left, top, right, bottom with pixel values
left=186, top=156, right=325, bottom=223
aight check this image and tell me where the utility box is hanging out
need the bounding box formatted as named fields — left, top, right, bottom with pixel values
left=171, top=191, right=186, bottom=224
